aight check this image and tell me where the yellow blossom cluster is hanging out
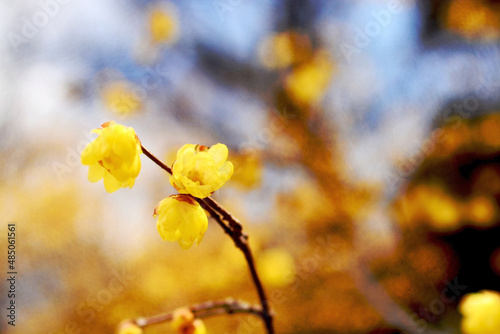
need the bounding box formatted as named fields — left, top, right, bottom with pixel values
left=149, top=3, right=180, bottom=44
left=81, top=122, right=234, bottom=249
left=158, top=143, right=233, bottom=248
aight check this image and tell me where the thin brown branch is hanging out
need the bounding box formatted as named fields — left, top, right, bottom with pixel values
left=141, top=144, right=274, bottom=334
left=239, top=242, right=274, bottom=332
left=201, top=197, right=272, bottom=333
left=141, top=144, right=172, bottom=174
left=192, top=299, right=263, bottom=318
left=132, top=299, right=264, bottom=329
left=200, top=199, right=274, bottom=333
left=197, top=198, right=234, bottom=237
left=202, top=202, right=274, bottom=333
left=203, top=196, right=246, bottom=238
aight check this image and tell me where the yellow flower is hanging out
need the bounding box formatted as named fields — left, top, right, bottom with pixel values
left=154, top=195, right=208, bottom=249
left=170, top=144, right=234, bottom=198
left=171, top=308, right=207, bottom=334
left=81, top=121, right=142, bottom=193
left=117, top=322, right=142, bottom=334
left=460, top=290, right=500, bottom=334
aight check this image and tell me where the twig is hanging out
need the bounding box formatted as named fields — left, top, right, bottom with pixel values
left=132, top=299, right=264, bottom=328
left=203, top=196, right=244, bottom=235
left=141, top=144, right=275, bottom=334
left=201, top=198, right=273, bottom=333
left=197, top=199, right=234, bottom=237
left=141, top=145, right=172, bottom=174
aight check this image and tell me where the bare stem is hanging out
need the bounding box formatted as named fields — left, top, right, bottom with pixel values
left=130, top=299, right=264, bottom=329
left=141, top=144, right=274, bottom=334
left=204, top=196, right=246, bottom=237
left=202, top=197, right=273, bottom=333
left=197, top=198, right=233, bottom=237
left=141, top=145, right=172, bottom=174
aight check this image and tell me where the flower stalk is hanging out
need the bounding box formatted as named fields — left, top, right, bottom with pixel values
left=130, top=299, right=264, bottom=329
left=141, top=144, right=274, bottom=334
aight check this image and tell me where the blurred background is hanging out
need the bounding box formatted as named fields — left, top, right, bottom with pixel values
left=1, top=0, right=500, bottom=333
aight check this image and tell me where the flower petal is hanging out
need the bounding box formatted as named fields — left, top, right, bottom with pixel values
left=103, top=171, right=122, bottom=193
left=208, top=143, right=228, bottom=167
left=88, top=163, right=105, bottom=183
left=219, top=161, right=234, bottom=180
left=81, top=141, right=100, bottom=165
left=176, top=144, right=196, bottom=160
left=81, top=121, right=142, bottom=192
left=171, top=143, right=233, bottom=198
left=113, top=131, right=136, bottom=160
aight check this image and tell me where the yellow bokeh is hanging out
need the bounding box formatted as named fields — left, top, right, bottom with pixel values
left=101, top=81, right=142, bottom=116
left=433, top=123, right=471, bottom=158
left=228, top=151, right=263, bottom=190
left=475, top=113, right=500, bottom=149
left=257, top=248, right=296, bottom=288
left=444, top=0, right=500, bottom=40
left=258, top=31, right=312, bottom=69
left=274, top=181, right=337, bottom=229
left=465, top=195, right=497, bottom=227
left=460, top=290, right=500, bottom=334
left=149, top=5, right=179, bottom=44
left=396, top=184, right=462, bottom=232
left=140, top=265, right=177, bottom=303
left=285, top=50, right=335, bottom=107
